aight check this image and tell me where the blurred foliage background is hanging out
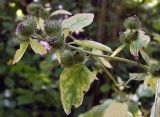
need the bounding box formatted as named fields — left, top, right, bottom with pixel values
left=0, top=0, right=160, bottom=117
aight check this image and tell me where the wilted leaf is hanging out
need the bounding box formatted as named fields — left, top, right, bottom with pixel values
left=79, top=100, right=112, bottom=117
left=50, top=10, right=72, bottom=16
left=103, top=101, right=128, bottom=117
left=62, top=13, right=94, bottom=31
left=30, top=38, right=47, bottom=55
left=60, top=63, right=97, bottom=115
left=73, top=40, right=112, bottom=52
left=12, top=41, right=29, bottom=64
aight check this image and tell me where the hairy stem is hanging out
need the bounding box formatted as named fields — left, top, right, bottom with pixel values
left=67, top=44, right=149, bottom=71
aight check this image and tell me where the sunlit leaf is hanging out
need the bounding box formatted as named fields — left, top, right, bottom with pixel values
left=73, top=40, right=112, bottom=52
left=30, top=38, right=47, bottom=55
left=129, top=73, right=147, bottom=80
left=62, top=13, right=94, bottom=31
left=60, top=63, right=97, bottom=115
left=50, top=10, right=72, bottom=16
left=143, top=75, right=152, bottom=89
left=56, top=49, right=61, bottom=64
left=150, top=79, right=160, bottom=117
left=148, top=77, right=157, bottom=93
left=37, top=18, right=44, bottom=31
left=12, top=41, right=29, bottom=64
left=79, top=100, right=112, bottom=117
left=93, top=49, right=112, bottom=68
left=63, top=28, right=70, bottom=38
left=137, top=84, right=154, bottom=97
left=103, top=101, right=128, bottom=117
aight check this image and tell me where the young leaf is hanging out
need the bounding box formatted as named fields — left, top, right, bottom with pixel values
left=111, top=44, right=126, bottom=57
left=130, top=30, right=150, bottom=56
left=130, top=42, right=138, bottom=56
left=50, top=10, right=72, bottom=16
left=140, top=49, right=150, bottom=64
left=93, top=49, right=112, bottom=68
left=30, top=38, right=47, bottom=55
left=60, top=63, right=97, bottom=115
left=56, top=49, right=61, bottom=64
left=62, top=13, right=94, bottom=31
left=148, top=77, right=157, bottom=93
left=12, top=41, right=29, bottom=64
left=129, top=73, right=148, bottom=79
left=63, top=28, right=70, bottom=38
left=73, top=40, right=112, bottom=52
left=37, top=18, right=44, bottom=31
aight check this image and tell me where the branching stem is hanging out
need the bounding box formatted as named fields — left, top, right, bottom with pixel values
left=67, top=43, right=149, bottom=71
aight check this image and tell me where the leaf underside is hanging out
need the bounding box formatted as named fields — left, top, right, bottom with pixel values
left=30, top=38, right=47, bottom=55
left=12, top=41, right=29, bottom=64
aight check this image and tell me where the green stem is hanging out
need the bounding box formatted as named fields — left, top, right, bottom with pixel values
left=94, top=57, right=118, bottom=84
left=67, top=44, right=149, bottom=71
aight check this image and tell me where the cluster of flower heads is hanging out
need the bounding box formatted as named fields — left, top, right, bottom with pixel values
left=14, top=2, right=86, bottom=67
left=15, top=2, right=64, bottom=49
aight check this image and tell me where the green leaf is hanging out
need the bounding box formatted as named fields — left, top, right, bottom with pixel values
left=60, top=63, right=97, bottom=115
left=62, top=13, right=94, bottom=31
left=63, top=28, right=70, bottom=38
left=140, top=49, right=150, bottom=64
left=50, top=10, right=72, bottom=16
left=93, top=49, right=112, bottom=68
left=73, top=40, right=112, bottom=52
left=148, top=77, right=157, bottom=93
left=129, top=73, right=147, bottom=80
left=111, top=44, right=126, bottom=57
left=56, top=49, right=61, bottom=64
left=130, top=30, right=150, bottom=56
left=17, top=95, right=34, bottom=105
left=37, top=18, right=44, bottom=31
left=12, top=41, right=29, bottom=64
left=30, top=38, right=47, bottom=55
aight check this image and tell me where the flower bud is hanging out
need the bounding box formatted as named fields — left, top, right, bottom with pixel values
left=61, top=49, right=74, bottom=67
left=44, top=20, right=62, bottom=36
left=46, top=35, right=64, bottom=49
left=15, top=32, right=29, bottom=43
left=73, top=50, right=86, bottom=64
left=16, top=16, right=36, bottom=36
left=149, top=63, right=160, bottom=77
left=124, top=15, right=141, bottom=30
left=119, top=30, right=138, bottom=44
